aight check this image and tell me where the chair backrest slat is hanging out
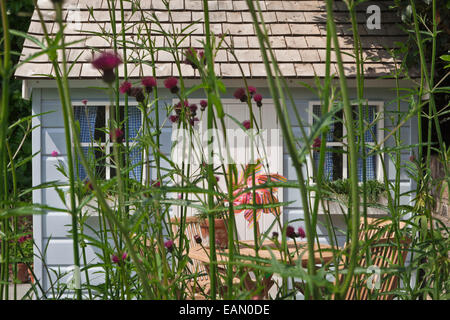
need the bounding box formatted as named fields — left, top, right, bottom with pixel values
left=338, top=217, right=410, bottom=300
left=170, top=217, right=209, bottom=282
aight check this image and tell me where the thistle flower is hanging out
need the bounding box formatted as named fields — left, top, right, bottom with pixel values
left=248, top=86, right=257, bottom=96
left=242, top=120, right=251, bottom=130
left=91, top=51, right=122, bottom=84
left=164, top=239, right=174, bottom=252
left=85, top=180, right=94, bottom=191
left=189, top=117, right=199, bottom=126
left=169, top=115, right=179, bottom=123
left=253, top=93, right=263, bottom=107
left=164, top=77, right=179, bottom=94
left=272, top=231, right=279, bottom=240
left=110, top=128, right=124, bottom=143
left=298, top=227, right=306, bottom=239
left=130, top=87, right=145, bottom=103
left=18, top=236, right=27, bottom=244
left=111, top=254, right=120, bottom=264
left=234, top=88, right=247, bottom=102
left=286, top=225, right=296, bottom=239
left=51, top=150, right=59, bottom=157
left=194, top=235, right=202, bottom=244
left=189, top=104, right=198, bottom=113
left=200, top=100, right=207, bottom=111
left=81, top=99, right=88, bottom=105
left=141, top=76, right=157, bottom=93
left=152, top=180, right=161, bottom=188
left=312, top=137, right=321, bottom=149
left=121, top=252, right=128, bottom=261
left=184, top=48, right=198, bottom=68
left=119, top=81, right=132, bottom=95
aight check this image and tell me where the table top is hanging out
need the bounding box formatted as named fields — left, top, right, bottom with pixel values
left=188, top=240, right=335, bottom=267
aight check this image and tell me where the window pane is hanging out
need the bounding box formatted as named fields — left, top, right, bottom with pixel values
left=313, top=147, right=343, bottom=181
left=313, top=105, right=343, bottom=142
left=352, top=105, right=377, bottom=143
left=94, top=147, right=106, bottom=180
left=74, top=106, right=98, bottom=143
left=357, top=149, right=377, bottom=181
left=94, top=106, right=106, bottom=143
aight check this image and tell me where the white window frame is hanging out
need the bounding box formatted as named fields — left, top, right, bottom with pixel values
left=72, top=100, right=145, bottom=181
left=307, top=100, right=384, bottom=182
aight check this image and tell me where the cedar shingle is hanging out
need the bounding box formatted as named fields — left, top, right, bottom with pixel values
left=17, top=0, right=409, bottom=79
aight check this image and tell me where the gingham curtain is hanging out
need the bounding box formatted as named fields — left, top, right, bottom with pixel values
left=128, top=106, right=142, bottom=181
left=357, top=106, right=377, bottom=181
left=74, top=106, right=97, bottom=181
left=75, top=105, right=143, bottom=182
left=313, top=105, right=335, bottom=180
left=313, top=105, right=377, bottom=181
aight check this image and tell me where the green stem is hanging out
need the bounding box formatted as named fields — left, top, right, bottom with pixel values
left=323, top=0, right=360, bottom=299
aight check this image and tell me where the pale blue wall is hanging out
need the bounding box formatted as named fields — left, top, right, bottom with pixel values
left=32, top=84, right=417, bottom=294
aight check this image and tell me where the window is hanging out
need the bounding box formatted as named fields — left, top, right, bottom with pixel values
left=74, top=103, right=142, bottom=182
left=309, top=101, right=383, bottom=182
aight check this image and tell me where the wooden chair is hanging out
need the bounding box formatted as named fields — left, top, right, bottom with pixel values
left=335, top=217, right=411, bottom=300
left=170, top=216, right=211, bottom=299
left=171, top=216, right=249, bottom=299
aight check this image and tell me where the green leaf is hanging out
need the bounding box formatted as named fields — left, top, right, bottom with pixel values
left=210, top=94, right=224, bottom=118
left=440, top=55, right=450, bottom=62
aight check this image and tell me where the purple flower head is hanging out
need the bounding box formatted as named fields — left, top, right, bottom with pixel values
left=242, top=120, right=251, bottom=130
left=184, top=48, right=198, bottom=68
left=234, top=88, right=247, bottom=102
left=141, top=76, right=157, bottom=93
left=119, top=81, right=132, bottom=95
left=130, top=87, right=145, bottom=103
left=297, top=227, right=306, bottom=239
left=271, top=231, right=279, bottom=240
left=152, top=180, right=161, bottom=188
left=91, top=51, right=122, bottom=71
left=286, top=225, right=296, bottom=239
left=248, top=86, right=257, bottom=96
left=51, top=150, right=59, bottom=157
left=253, top=93, right=263, bottom=107
left=169, top=114, right=179, bottom=123
left=18, top=236, right=27, bottom=244
left=164, top=239, right=174, bottom=252
left=312, top=137, right=321, bottom=149
left=81, top=99, right=88, bottom=105
left=189, top=117, right=199, bottom=126
left=121, top=252, right=128, bottom=261
left=189, top=104, right=198, bottom=113
left=200, top=100, right=207, bottom=111
left=91, top=52, right=122, bottom=84
left=194, top=235, right=202, bottom=244
left=85, top=180, right=94, bottom=191
left=215, top=176, right=220, bottom=182
left=110, top=128, right=124, bottom=143
left=164, top=77, right=179, bottom=94
left=111, top=254, right=120, bottom=264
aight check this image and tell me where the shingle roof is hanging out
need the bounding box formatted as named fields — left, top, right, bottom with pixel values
left=16, top=0, right=409, bottom=79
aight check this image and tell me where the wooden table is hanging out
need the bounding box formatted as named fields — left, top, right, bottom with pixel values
left=188, top=240, right=335, bottom=298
